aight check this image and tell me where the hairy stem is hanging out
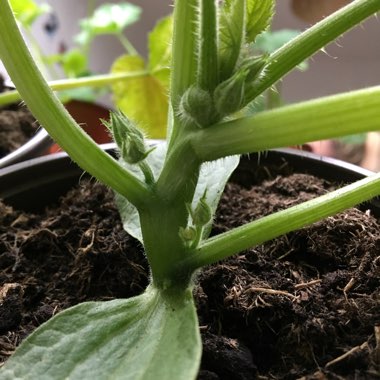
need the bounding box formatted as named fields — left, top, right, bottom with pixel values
left=198, top=0, right=219, bottom=91
left=247, top=0, right=380, bottom=99
left=192, top=86, right=380, bottom=161
left=168, top=0, right=199, bottom=148
left=182, top=172, right=380, bottom=270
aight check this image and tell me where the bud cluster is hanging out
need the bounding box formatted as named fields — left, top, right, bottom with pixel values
left=178, top=55, right=267, bottom=129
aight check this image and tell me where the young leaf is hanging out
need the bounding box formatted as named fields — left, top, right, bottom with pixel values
left=219, top=0, right=246, bottom=80
left=245, top=0, right=275, bottom=43
left=111, top=55, right=168, bottom=138
left=0, top=287, right=201, bottom=380
left=76, top=2, right=142, bottom=46
left=10, top=0, right=50, bottom=27
left=148, top=15, right=173, bottom=89
left=191, top=155, right=240, bottom=239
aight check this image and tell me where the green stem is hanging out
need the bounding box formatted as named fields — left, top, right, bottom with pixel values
left=168, top=0, right=199, bottom=149
left=170, top=0, right=199, bottom=105
left=0, top=71, right=149, bottom=107
left=198, top=0, right=218, bottom=91
left=117, top=33, right=138, bottom=56
left=0, top=0, right=150, bottom=208
left=247, top=0, right=380, bottom=99
left=182, top=172, right=380, bottom=271
left=192, top=86, right=380, bottom=161
left=138, top=161, right=155, bottom=185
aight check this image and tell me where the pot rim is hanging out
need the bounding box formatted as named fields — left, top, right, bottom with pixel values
left=1, top=143, right=379, bottom=215
left=0, top=128, right=52, bottom=169
left=0, top=143, right=374, bottom=178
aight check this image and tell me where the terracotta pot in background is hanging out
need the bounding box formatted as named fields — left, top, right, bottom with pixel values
left=292, top=0, right=351, bottom=23
left=48, top=100, right=112, bottom=154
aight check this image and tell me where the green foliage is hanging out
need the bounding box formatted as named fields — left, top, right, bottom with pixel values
left=1, top=287, right=201, bottom=380
left=245, top=0, right=275, bottom=42
left=75, top=2, right=142, bottom=46
left=148, top=15, right=173, bottom=88
left=219, top=0, right=246, bottom=80
left=111, top=14, right=173, bottom=139
left=10, top=0, right=50, bottom=27
left=111, top=55, right=168, bottom=138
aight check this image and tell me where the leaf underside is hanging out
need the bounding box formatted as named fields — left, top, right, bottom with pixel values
left=1, top=287, right=201, bottom=380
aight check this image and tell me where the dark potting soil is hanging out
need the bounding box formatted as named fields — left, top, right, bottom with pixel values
left=0, top=165, right=379, bottom=379
left=0, top=76, right=38, bottom=158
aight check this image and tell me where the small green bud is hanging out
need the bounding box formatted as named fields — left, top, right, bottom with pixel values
left=239, top=55, right=268, bottom=82
left=121, top=135, right=148, bottom=164
left=104, top=111, right=150, bottom=164
left=179, top=226, right=197, bottom=243
left=192, top=197, right=212, bottom=227
left=213, top=69, right=248, bottom=117
left=179, top=86, right=217, bottom=128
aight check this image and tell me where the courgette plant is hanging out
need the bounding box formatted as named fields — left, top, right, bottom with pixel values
left=1, top=0, right=380, bottom=379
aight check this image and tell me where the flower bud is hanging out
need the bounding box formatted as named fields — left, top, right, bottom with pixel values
left=192, top=197, right=212, bottom=227
left=179, top=86, right=217, bottom=128
left=240, top=55, right=268, bottom=82
left=213, top=69, right=248, bottom=117
left=179, top=226, right=197, bottom=243
left=104, top=111, right=150, bottom=164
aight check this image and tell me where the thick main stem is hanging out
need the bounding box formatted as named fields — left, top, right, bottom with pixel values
left=168, top=0, right=198, bottom=148
left=198, top=0, right=219, bottom=91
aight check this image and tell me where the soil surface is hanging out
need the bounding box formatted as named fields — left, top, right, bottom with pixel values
left=0, top=76, right=38, bottom=158
left=0, top=161, right=379, bottom=379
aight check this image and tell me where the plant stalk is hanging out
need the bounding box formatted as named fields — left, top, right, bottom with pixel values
left=198, top=0, right=219, bottom=91
left=168, top=0, right=199, bottom=148
left=192, top=86, right=380, bottom=161
left=0, top=71, right=149, bottom=107
left=247, top=0, right=380, bottom=99
left=183, top=172, right=380, bottom=270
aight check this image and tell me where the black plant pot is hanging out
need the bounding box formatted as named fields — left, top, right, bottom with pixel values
left=0, top=145, right=378, bottom=213
left=0, top=128, right=52, bottom=169
left=1, top=145, right=379, bottom=378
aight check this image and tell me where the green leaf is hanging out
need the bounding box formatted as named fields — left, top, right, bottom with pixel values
left=148, top=15, right=173, bottom=89
left=219, top=0, right=246, bottom=80
left=0, top=286, right=201, bottom=380
left=61, top=49, right=88, bottom=78
left=76, top=2, right=142, bottom=45
left=245, top=0, right=275, bottom=43
left=111, top=55, right=168, bottom=138
left=192, top=155, right=240, bottom=239
left=116, top=142, right=239, bottom=244
left=10, top=0, right=50, bottom=27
